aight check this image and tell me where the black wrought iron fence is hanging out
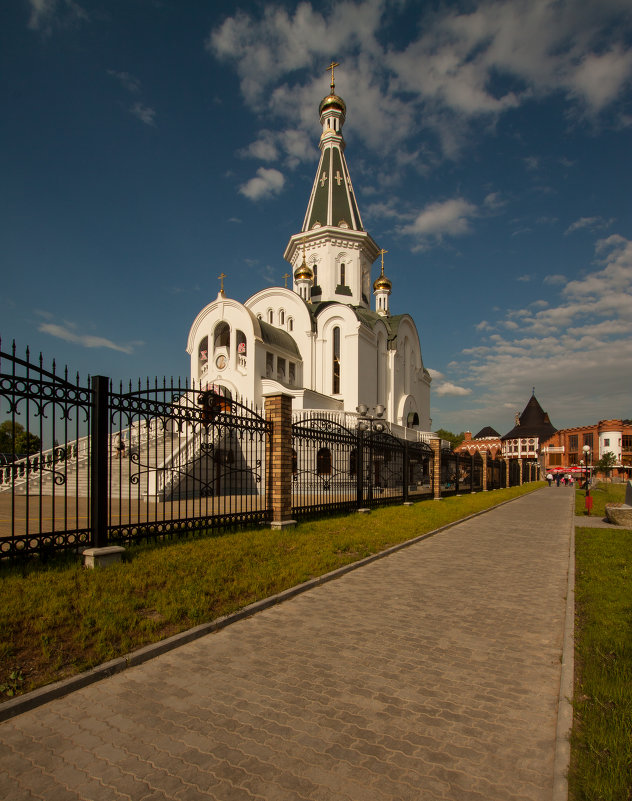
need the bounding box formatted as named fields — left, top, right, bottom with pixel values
left=291, top=417, right=358, bottom=517
left=0, top=341, right=271, bottom=561
left=2, top=339, right=538, bottom=561
left=0, top=340, right=93, bottom=559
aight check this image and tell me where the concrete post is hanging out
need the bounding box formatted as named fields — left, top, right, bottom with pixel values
left=482, top=451, right=488, bottom=491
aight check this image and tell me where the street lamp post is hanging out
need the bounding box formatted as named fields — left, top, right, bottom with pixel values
left=582, top=444, right=591, bottom=487
left=582, top=444, right=592, bottom=515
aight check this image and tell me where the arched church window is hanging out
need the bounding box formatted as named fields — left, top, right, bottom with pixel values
left=288, top=317, right=294, bottom=332
left=279, top=309, right=285, bottom=325
left=198, top=336, right=208, bottom=366
left=267, top=309, right=273, bottom=324
left=213, top=322, right=230, bottom=353
left=236, top=330, right=247, bottom=356
left=313, top=264, right=318, bottom=286
left=317, top=448, right=331, bottom=475
left=332, top=326, right=341, bottom=395
left=340, top=263, right=346, bottom=286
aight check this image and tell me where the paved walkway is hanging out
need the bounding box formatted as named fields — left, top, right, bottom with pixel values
left=1, top=487, right=574, bottom=801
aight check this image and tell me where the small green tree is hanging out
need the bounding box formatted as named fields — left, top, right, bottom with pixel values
left=0, top=421, right=41, bottom=457
left=594, top=451, right=617, bottom=481
left=435, top=428, right=466, bottom=450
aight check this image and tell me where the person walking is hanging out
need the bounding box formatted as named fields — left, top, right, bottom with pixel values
left=546, top=472, right=553, bottom=487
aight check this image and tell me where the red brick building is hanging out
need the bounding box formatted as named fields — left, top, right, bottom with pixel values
left=541, top=419, right=632, bottom=480
left=455, top=427, right=502, bottom=458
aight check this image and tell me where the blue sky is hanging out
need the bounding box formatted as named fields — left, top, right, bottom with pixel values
left=2, top=0, right=631, bottom=435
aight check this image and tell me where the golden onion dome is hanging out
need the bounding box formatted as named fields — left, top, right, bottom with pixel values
left=373, top=272, right=392, bottom=292
left=294, top=260, right=313, bottom=282
left=319, top=93, right=346, bottom=118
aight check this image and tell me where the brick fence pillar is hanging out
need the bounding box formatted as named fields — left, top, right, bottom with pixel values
left=505, top=458, right=510, bottom=488
left=519, top=458, right=524, bottom=485
left=482, top=451, right=488, bottom=491
left=430, top=438, right=442, bottom=499
left=264, top=394, right=295, bottom=528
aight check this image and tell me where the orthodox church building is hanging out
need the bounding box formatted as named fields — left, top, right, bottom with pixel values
left=187, top=67, right=432, bottom=432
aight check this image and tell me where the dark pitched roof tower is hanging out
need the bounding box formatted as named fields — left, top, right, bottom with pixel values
left=501, top=394, right=557, bottom=441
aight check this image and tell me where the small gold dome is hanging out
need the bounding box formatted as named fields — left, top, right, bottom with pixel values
left=319, top=93, right=346, bottom=118
left=294, top=261, right=314, bottom=282
left=373, top=273, right=392, bottom=292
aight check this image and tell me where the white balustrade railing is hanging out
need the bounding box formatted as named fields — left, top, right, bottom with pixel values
left=0, top=417, right=174, bottom=493
left=291, top=409, right=435, bottom=444
left=147, top=429, right=203, bottom=499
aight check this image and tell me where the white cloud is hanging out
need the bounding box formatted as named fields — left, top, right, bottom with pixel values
left=38, top=322, right=142, bottom=354
left=570, top=46, right=632, bottom=113
left=400, top=197, right=477, bottom=240
left=426, top=368, right=444, bottom=380
left=543, top=274, right=566, bottom=285
left=445, top=234, right=632, bottom=427
left=565, top=216, right=615, bottom=235
left=239, top=167, right=285, bottom=201
left=240, top=128, right=315, bottom=169
left=435, top=381, right=472, bottom=397
left=27, top=0, right=87, bottom=34
left=107, top=70, right=140, bottom=94
left=208, top=0, right=632, bottom=179
left=130, top=102, right=156, bottom=126
left=240, top=131, right=279, bottom=162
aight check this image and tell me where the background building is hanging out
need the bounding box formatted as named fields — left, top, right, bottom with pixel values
left=501, top=394, right=557, bottom=465
left=541, top=419, right=632, bottom=480
left=455, top=427, right=502, bottom=458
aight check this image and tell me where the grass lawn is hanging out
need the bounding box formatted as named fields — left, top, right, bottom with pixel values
left=570, top=482, right=632, bottom=801
left=574, top=481, right=626, bottom=517
left=0, top=483, right=541, bottom=699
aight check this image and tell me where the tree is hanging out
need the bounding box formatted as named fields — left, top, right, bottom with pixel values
left=435, top=428, right=466, bottom=450
left=0, top=421, right=41, bottom=458
left=594, top=451, right=617, bottom=481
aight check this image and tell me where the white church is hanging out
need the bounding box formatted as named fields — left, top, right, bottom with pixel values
left=186, top=66, right=432, bottom=435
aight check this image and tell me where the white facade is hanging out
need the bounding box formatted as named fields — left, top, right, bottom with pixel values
left=186, top=75, right=432, bottom=431
left=599, top=429, right=621, bottom=462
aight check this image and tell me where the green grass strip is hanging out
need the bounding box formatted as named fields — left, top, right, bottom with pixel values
left=574, top=482, right=626, bottom=517
left=0, top=484, right=540, bottom=698
left=570, top=526, right=632, bottom=800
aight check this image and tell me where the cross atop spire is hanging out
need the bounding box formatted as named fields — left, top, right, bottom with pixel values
left=218, top=272, right=226, bottom=294
left=326, top=61, right=339, bottom=93
left=378, top=248, right=388, bottom=275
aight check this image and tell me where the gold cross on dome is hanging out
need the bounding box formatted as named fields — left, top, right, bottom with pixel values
left=326, top=61, right=339, bottom=93
left=218, top=272, right=226, bottom=293
left=283, top=272, right=290, bottom=288
left=378, top=249, right=388, bottom=274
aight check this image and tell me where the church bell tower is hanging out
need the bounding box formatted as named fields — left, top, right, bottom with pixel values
left=284, top=62, right=380, bottom=308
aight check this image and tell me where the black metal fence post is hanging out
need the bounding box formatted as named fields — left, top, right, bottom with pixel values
left=403, top=441, right=409, bottom=503
left=90, top=375, right=109, bottom=548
